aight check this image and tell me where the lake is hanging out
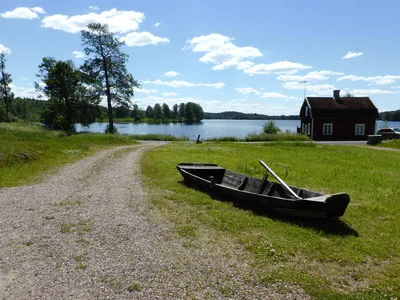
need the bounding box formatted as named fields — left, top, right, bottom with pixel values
left=76, top=120, right=400, bottom=140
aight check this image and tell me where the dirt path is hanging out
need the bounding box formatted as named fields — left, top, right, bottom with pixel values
left=0, top=143, right=308, bottom=299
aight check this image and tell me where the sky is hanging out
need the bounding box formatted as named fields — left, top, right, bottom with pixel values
left=0, top=0, right=399, bottom=115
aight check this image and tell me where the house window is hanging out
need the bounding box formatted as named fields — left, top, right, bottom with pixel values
left=302, top=123, right=305, bottom=134
left=307, top=123, right=311, bottom=135
left=305, top=107, right=308, bottom=117
left=355, top=124, right=365, bottom=136
left=323, top=123, right=333, bottom=135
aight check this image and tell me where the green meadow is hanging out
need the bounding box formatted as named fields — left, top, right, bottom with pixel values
left=1, top=123, right=399, bottom=298
left=142, top=142, right=400, bottom=299
left=0, top=123, right=141, bottom=186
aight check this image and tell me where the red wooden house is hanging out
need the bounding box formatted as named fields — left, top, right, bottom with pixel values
left=299, top=90, right=378, bottom=141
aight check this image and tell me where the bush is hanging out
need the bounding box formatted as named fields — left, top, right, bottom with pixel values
left=263, top=120, right=281, bottom=134
left=104, top=124, right=118, bottom=134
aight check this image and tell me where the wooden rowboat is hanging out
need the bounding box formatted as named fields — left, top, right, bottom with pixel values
left=176, top=160, right=350, bottom=218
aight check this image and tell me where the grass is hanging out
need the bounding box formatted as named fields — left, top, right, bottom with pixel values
left=205, top=133, right=311, bottom=142
left=245, top=132, right=312, bottom=142
left=377, top=139, right=400, bottom=149
left=126, top=134, right=189, bottom=141
left=0, top=122, right=139, bottom=186
left=141, top=142, right=400, bottom=299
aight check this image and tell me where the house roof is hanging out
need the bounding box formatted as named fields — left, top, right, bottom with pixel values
left=304, top=96, right=378, bottom=119
left=306, top=97, right=376, bottom=110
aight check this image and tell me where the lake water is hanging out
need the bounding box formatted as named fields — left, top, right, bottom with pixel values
left=76, top=119, right=400, bottom=140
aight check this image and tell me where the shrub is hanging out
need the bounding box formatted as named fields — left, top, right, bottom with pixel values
left=263, top=120, right=281, bottom=134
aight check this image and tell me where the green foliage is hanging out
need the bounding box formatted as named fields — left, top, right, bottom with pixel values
left=204, top=111, right=300, bottom=120
left=0, top=52, right=14, bottom=118
left=246, top=132, right=311, bottom=142
left=81, top=23, right=140, bottom=133
left=0, top=123, right=138, bottom=186
left=104, top=124, right=118, bottom=134
left=141, top=142, right=400, bottom=298
left=263, top=120, right=281, bottom=134
left=126, top=134, right=188, bottom=141
left=379, top=109, right=400, bottom=121
left=36, top=57, right=101, bottom=132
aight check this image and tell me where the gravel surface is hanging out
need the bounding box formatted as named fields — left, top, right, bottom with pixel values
left=0, top=143, right=310, bottom=299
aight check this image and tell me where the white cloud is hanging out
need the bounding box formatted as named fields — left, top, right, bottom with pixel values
left=260, top=92, right=301, bottom=101
left=234, top=87, right=261, bottom=95
left=164, top=71, right=180, bottom=77
left=244, top=61, right=312, bottom=76
left=120, top=31, right=169, bottom=47
left=153, top=22, right=160, bottom=27
left=350, top=89, right=399, bottom=96
left=72, top=50, right=85, bottom=58
left=342, top=51, right=363, bottom=59
left=41, top=8, right=145, bottom=34
left=136, top=88, right=158, bottom=94
left=10, top=84, right=44, bottom=98
left=144, top=79, right=225, bottom=89
left=277, top=70, right=344, bottom=81
left=184, top=33, right=263, bottom=71
left=282, top=81, right=336, bottom=96
left=89, top=6, right=99, bottom=11
left=337, top=74, right=400, bottom=85
left=0, top=44, right=11, bottom=55
left=1, top=7, right=45, bottom=19
left=161, top=92, right=179, bottom=97
left=30, top=7, right=46, bottom=14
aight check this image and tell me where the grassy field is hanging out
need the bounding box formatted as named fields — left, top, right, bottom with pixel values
left=378, top=139, right=400, bottom=149
left=0, top=123, right=140, bottom=186
left=141, top=142, right=400, bottom=299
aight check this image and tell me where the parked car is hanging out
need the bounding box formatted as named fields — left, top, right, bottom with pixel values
left=377, top=128, right=400, bottom=139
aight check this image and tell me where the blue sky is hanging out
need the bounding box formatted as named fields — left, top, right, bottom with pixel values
left=0, top=0, right=399, bottom=114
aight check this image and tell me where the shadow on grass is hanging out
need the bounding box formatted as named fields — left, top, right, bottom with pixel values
left=180, top=181, right=359, bottom=237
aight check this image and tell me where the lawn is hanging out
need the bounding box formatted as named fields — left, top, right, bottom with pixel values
left=378, top=139, right=400, bottom=149
left=141, top=142, right=400, bottom=299
left=0, top=122, right=140, bottom=186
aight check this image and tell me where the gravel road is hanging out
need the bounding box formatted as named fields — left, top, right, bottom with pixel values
left=0, top=143, right=309, bottom=299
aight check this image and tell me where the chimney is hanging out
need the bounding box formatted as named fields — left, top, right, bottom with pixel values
left=333, top=90, right=341, bottom=100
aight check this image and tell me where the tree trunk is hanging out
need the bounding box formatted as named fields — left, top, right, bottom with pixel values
left=1, top=67, right=9, bottom=116
left=104, top=70, right=113, bottom=133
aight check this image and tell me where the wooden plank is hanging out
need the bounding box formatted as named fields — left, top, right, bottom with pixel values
left=258, top=160, right=302, bottom=200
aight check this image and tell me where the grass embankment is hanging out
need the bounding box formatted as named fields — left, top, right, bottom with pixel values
left=378, top=139, right=400, bottom=149
left=141, top=142, right=400, bottom=299
left=0, top=123, right=140, bottom=186
left=206, top=133, right=311, bottom=142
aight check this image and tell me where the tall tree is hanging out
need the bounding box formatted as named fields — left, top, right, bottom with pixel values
left=81, top=23, right=140, bottom=133
left=162, top=103, right=170, bottom=120
left=145, top=105, right=153, bottom=119
left=178, top=103, right=185, bottom=121
left=36, top=57, right=101, bottom=132
left=0, top=52, right=14, bottom=119
left=172, top=104, right=178, bottom=120
left=153, top=103, right=163, bottom=120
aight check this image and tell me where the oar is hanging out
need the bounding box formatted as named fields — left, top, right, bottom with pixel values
left=258, top=160, right=302, bottom=200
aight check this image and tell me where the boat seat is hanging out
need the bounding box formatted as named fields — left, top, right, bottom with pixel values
left=258, top=174, right=269, bottom=194
left=238, top=177, right=248, bottom=190
left=262, top=182, right=274, bottom=195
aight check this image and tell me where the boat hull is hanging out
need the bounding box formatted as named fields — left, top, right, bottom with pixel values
left=177, top=163, right=350, bottom=218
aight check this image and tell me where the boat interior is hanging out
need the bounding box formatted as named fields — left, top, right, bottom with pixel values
left=178, top=164, right=322, bottom=199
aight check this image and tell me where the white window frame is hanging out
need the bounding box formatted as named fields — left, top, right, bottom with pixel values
left=323, top=123, right=333, bottom=135
left=355, top=124, right=365, bottom=136
left=305, top=106, right=308, bottom=117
